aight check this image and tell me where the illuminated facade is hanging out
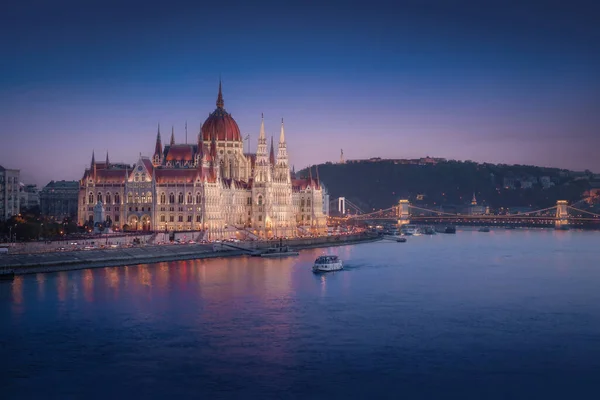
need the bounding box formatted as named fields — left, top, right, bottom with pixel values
left=78, top=83, right=327, bottom=238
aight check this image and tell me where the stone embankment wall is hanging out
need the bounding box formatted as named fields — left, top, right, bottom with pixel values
left=0, top=233, right=378, bottom=276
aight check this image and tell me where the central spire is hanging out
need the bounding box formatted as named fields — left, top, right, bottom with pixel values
left=216, top=79, right=224, bottom=109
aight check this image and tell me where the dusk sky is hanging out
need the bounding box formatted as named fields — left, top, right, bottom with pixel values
left=1, top=0, right=599, bottom=186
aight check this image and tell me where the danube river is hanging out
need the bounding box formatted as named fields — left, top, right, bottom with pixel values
left=2, top=229, right=600, bottom=399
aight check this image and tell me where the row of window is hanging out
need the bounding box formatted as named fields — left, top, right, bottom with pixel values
left=159, top=215, right=202, bottom=223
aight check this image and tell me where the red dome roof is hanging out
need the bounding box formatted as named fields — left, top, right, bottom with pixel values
left=201, top=82, right=242, bottom=142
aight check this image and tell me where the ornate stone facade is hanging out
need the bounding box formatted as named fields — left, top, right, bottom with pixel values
left=78, top=84, right=327, bottom=238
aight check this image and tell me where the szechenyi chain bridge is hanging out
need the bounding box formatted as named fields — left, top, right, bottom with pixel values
left=328, top=197, right=600, bottom=229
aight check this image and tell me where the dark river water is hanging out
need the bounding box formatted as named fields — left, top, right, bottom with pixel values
left=2, top=229, right=600, bottom=399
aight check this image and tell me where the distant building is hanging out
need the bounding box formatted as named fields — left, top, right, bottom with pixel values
left=468, top=193, right=486, bottom=215
left=503, top=176, right=516, bottom=189
left=0, top=165, right=20, bottom=221
left=540, top=176, right=554, bottom=189
left=19, top=183, right=40, bottom=210
left=520, top=177, right=537, bottom=189
left=40, top=180, right=79, bottom=220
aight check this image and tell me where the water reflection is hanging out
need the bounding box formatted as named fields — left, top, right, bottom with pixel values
left=36, top=273, right=46, bottom=300
left=4, top=231, right=600, bottom=399
left=82, top=269, right=94, bottom=303
left=11, top=275, right=23, bottom=305
left=57, top=272, right=68, bottom=302
left=138, top=265, right=152, bottom=288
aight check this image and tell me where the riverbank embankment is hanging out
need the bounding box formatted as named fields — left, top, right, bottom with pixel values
left=0, top=234, right=380, bottom=276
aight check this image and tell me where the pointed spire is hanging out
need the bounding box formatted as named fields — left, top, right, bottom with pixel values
left=259, top=113, right=265, bottom=140
left=106, top=151, right=109, bottom=166
left=269, top=136, right=275, bottom=165
left=91, top=150, right=95, bottom=167
left=216, top=78, right=224, bottom=109
left=279, top=117, right=285, bottom=144
left=154, top=124, right=163, bottom=161
left=471, top=192, right=477, bottom=205
left=292, top=165, right=296, bottom=177
left=170, top=126, right=175, bottom=146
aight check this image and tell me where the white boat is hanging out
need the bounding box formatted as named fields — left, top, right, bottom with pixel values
left=401, top=224, right=420, bottom=236
left=312, top=255, right=343, bottom=272
left=260, top=246, right=299, bottom=257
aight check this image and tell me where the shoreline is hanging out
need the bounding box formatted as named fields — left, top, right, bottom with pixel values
left=1, top=234, right=380, bottom=276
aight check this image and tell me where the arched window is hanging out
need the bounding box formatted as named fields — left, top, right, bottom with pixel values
left=115, top=193, right=120, bottom=204
left=307, top=199, right=311, bottom=206
left=160, top=193, right=166, bottom=204
left=258, top=196, right=263, bottom=206
left=106, top=193, right=111, bottom=204
left=147, top=192, right=152, bottom=203
left=301, top=199, right=305, bottom=207
left=97, top=193, right=103, bottom=203
left=135, top=194, right=140, bottom=204
left=196, top=192, right=201, bottom=204
left=88, top=192, right=94, bottom=204
left=169, top=193, right=175, bottom=204
left=141, top=193, right=146, bottom=203
left=187, top=192, right=192, bottom=204
left=127, top=193, right=133, bottom=204
left=134, top=173, right=140, bottom=182
left=160, top=215, right=165, bottom=222
left=178, top=192, right=184, bottom=204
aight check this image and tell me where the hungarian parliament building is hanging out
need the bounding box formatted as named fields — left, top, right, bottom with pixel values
left=77, top=83, right=328, bottom=238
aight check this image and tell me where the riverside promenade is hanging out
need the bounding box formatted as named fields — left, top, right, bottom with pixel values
left=0, top=233, right=380, bottom=275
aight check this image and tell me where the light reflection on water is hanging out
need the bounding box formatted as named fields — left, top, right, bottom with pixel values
left=2, top=229, right=600, bottom=399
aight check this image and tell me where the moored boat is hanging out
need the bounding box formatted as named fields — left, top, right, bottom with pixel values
left=396, top=237, right=407, bottom=243
left=260, top=246, right=299, bottom=257
left=313, top=255, right=343, bottom=272
left=419, top=226, right=436, bottom=235
left=400, top=224, right=419, bottom=236
left=435, top=225, right=456, bottom=234
left=0, top=268, right=15, bottom=280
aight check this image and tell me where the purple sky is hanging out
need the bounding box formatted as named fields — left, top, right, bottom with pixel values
left=1, top=0, right=599, bottom=186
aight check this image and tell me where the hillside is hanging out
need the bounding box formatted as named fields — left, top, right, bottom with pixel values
left=299, top=160, right=594, bottom=212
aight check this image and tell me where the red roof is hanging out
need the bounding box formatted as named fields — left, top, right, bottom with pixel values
left=153, top=166, right=218, bottom=184
left=154, top=169, right=198, bottom=184
left=141, top=158, right=154, bottom=174
left=165, top=145, right=194, bottom=161
left=292, top=178, right=320, bottom=191
left=201, top=85, right=242, bottom=142
left=82, top=168, right=128, bottom=184
left=201, top=110, right=242, bottom=142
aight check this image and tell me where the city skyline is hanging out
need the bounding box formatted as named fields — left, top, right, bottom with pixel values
left=2, top=0, right=599, bottom=186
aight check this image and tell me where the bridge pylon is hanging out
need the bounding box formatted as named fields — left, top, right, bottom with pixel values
left=397, top=199, right=410, bottom=227
left=338, top=197, right=346, bottom=215
left=555, top=200, right=569, bottom=229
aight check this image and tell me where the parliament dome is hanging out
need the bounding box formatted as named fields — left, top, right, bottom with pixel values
left=201, top=82, right=242, bottom=142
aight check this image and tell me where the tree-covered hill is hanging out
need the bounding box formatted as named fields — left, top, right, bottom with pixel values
left=299, top=160, right=593, bottom=211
